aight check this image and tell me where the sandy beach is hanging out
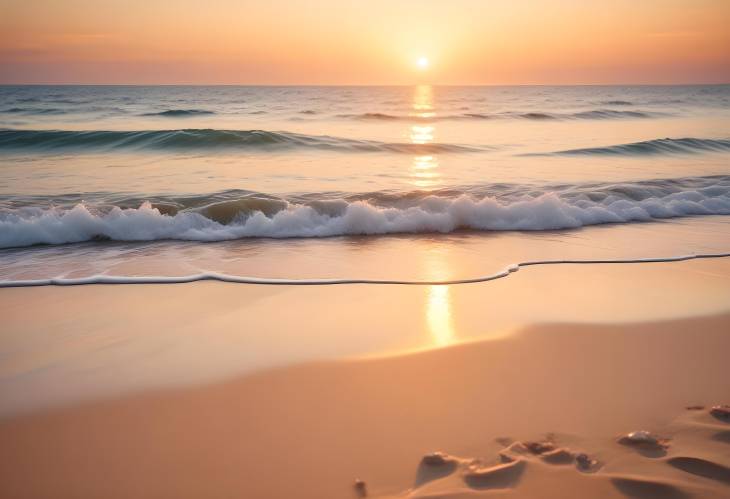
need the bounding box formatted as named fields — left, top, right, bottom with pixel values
left=1, top=259, right=729, bottom=498
left=3, top=3, right=730, bottom=498
left=1, top=314, right=728, bottom=498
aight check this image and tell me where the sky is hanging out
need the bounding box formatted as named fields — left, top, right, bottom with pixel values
left=1, top=0, right=729, bottom=85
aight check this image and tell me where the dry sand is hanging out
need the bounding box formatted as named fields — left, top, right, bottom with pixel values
left=1, top=311, right=729, bottom=498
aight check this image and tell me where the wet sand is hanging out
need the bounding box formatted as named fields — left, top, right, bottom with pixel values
left=2, top=258, right=730, bottom=415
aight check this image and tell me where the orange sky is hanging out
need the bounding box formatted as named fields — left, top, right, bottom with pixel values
left=1, top=0, right=729, bottom=85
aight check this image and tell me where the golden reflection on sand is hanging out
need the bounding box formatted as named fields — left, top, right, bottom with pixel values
left=426, top=285, right=455, bottom=347
left=423, top=249, right=456, bottom=347
left=409, top=85, right=441, bottom=188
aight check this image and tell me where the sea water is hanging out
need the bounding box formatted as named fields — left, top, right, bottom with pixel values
left=1, top=84, right=729, bottom=282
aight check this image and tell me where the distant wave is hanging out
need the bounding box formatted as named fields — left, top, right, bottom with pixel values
left=340, top=109, right=660, bottom=122
left=517, top=112, right=557, bottom=120
left=461, top=113, right=492, bottom=119
left=504, top=109, right=660, bottom=120
left=337, top=112, right=426, bottom=121
left=1, top=107, right=66, bottom=115
left=538, top=137, right=730, bottom=157
left=141, top=109, right=216, bottom=117
left=340, top=112, right=491, bottom=121
left=2, top=175, right=728, bottom=248
left=601, top=100, right=634, bottom=106
left=566, top=109, right=654, bottom=119
left=343, top=112, right=408, bottom=121
left=0, top=129, right=481, bottom=154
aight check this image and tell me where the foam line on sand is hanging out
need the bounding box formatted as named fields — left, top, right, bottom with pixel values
left=1, top=252, right=729, bottom=288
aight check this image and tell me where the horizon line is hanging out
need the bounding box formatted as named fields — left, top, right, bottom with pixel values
left=1, top=82, right=729, bottom=87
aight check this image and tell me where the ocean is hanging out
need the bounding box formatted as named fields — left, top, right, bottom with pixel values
left=1, top=84, right=729, bottom=284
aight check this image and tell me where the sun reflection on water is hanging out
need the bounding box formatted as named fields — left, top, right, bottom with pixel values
left=410, top=125, right=434, bottom=144
left=412, top=84, right=436, bottom=117
left=409, top=85, right=441, bottom=188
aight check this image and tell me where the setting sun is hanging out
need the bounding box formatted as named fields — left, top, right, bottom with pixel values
left=416, top=56, right=430, bottom=70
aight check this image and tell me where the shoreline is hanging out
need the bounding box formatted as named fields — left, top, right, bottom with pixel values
left=2, top=250, right=730, bottom=288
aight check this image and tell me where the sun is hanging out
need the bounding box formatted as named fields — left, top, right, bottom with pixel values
left=416, top=56, right=429, bottom=70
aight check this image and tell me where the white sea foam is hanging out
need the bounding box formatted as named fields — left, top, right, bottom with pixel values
left=1, top=253, right=728, bottom=288
left=1, top=184, right=730, bottom=248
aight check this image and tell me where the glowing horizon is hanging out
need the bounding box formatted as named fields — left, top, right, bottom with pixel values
left=1, top=0, right=729, bottom=85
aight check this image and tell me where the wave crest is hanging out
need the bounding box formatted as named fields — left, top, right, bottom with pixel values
left=2, top=177, right=729, bottom=248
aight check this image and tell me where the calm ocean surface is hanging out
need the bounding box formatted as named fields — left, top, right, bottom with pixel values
left=1, top=85, right=729, bottom=281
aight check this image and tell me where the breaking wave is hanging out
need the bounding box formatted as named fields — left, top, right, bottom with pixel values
left=1, top=176, right=729, bottom=248
left=0, top=128, right=481, bottom=154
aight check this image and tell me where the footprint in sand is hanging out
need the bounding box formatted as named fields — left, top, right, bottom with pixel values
left=667, top=456, right=730, bottom=486
left=710, top=405, right=730, bottom=422
left=540, top=447, right=574, bottom=465
left=618, top=430, right=669, bottom=458
left=462, top=458, right=526, bottom=489
left=507, top=439, right=602, bottom=473
left=413, top=450, right=528, bottom=490
left=575, top=452, right=602, bottom=473
left=414, top=452, right=460, bottom=487
left=611, top=477, right=691, bottom=499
